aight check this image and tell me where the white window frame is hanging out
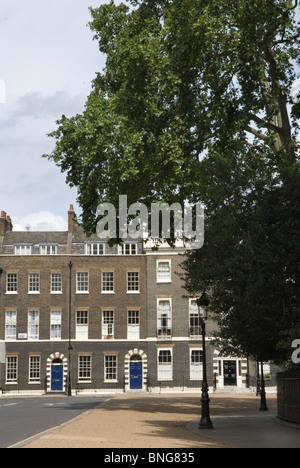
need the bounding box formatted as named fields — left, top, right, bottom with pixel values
left=85, top=243, right=106, bottom=255
left=28, top=310, right=40, bottom=340
left=14, top=245, right=32, bottom=255
left=157, top=299, right=172, bottom=337
left=102, top=310, right=114, bottom=339
left=5, top=310, right=17, bottom=340
left=104, top=355, right=118, bottom=382
left=127, top=310, right=140, bottom=340
left=28, top=273, right=40, bottom=294
left=39, top=244, right=58, bottom=255
left=190, top=349, right=204, bottom=381
left=76, top=272, right=89, bottom=294
left=78, top=355, right=92, bottom=383
left=6, top=273, right=18, bottom=294
left=6, top=356, right=18, bottom=383
left=157, top=349, right=173, bottom=381
left=118, top=243, right=138, bottom=255
left=29, top=355, right=41, bottom=384
left=50, top=310, right=62, bottom=340
left=127, top=271, right=140, bottom=294
left=102, top=272, right=114, bottom=294
left=189, top=298, right=202, bottom=336
left=156, top=260, right=172, bottom=283
left=51, top=273, right=62, bottom=294
left=76, top=310, right=89, bottom=339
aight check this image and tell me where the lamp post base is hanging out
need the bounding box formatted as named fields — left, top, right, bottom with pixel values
left=259, top=391, right=269, bottom=412
left=199, top=388, right=213, bottom=429
left=259, top=362, right=268, bottom=412
left=199, top=418, right=214, bottom=429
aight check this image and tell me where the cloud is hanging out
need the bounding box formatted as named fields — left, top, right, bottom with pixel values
left=0, top=80, right=6, bottom=104
left=13, top=211, right=67, bottom=232
left=0, top=90, right=84, bottom=130
left=0, top=89, right=81, bottom=223
left=0, top=0, right=104, bottom=225
left=291, top=78, right=300, bottom=104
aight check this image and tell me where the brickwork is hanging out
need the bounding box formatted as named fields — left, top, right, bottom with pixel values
left=0, top=208, right=279, bottom=395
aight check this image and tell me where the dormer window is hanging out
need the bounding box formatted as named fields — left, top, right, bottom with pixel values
left=40, top=245, right=58, bottom=255
left=85, top=243, right=105, bottom=255
left=14, top=245, right=32, bottom=255
left=118, top=243, right=138, bottom=255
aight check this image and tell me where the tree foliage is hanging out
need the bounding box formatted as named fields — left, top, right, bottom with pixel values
left=44, top=0, right=300, bottom=364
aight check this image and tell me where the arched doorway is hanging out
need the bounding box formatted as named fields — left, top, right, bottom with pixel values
left=46, top=353, right=68, bottom=393
left=51, top=359, right=64, bottom=392
left=130, top=355, right=143, bottom=390
left=124, top=349, right=148, bottom=392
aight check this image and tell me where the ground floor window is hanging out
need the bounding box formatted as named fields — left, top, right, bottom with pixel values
left=190, top=349, right=203, bottom=380
left=29, top=355, right=41, bottom=383
left=104, top=355, right=118, bottom=382
left=157, top=349, right=173, bottom=381
left=6, top=356, right=18, bottom=383
left=78, top=355, right=92, bottom=382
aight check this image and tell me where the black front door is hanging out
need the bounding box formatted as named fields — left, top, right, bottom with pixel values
left=223, top=361, right=237, bottom=386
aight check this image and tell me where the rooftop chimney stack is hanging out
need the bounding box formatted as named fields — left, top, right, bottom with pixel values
left=6, top=215, right=13, bottom=232
left=67, top=204, right=76, bottom=254
left=0, top=211, right=9, bottom=237
left=68, top=204, right=76, bottom=234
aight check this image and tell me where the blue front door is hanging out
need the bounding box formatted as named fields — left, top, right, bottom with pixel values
left=51, top=365, right=64, bottom=391
left=130, top=362, right=143, bottom=390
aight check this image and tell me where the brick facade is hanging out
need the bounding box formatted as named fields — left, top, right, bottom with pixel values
left=0, top=208, right=279, bottom=395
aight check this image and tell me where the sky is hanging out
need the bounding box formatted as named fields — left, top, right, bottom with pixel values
left=0, top=0, right=109, bottom=231
left=0, top=2, right=299, bottom=232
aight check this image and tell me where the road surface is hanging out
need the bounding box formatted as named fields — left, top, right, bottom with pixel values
left=0, top=396, right=111, bottom=448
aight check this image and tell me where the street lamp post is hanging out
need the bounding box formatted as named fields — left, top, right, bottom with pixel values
left=0, top=268, right=3, bottom=392
left=259, top=361, right=269, bottom=412
left=68, top=261, right=73, bottom=397
left=197, top=293, right=213, bottom=430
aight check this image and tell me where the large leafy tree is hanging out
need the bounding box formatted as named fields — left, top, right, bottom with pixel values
left=45, top=0, right=300, bottom=364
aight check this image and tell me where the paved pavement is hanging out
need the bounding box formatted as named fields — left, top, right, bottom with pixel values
left=13, top=393, right=299, bottom=449
left=188, top=411, right=300, bottom=448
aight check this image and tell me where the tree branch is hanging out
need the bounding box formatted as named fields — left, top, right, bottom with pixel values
left=274, top=27, right=300, bottom=45
left=247, top=126, right=268, bottom=141
left=249, top=113, right=281, bottom=134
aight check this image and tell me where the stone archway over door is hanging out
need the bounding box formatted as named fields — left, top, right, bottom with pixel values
left=125, top=349, right=148, bottom=392
left=46, top=353, right=68, bottom=393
